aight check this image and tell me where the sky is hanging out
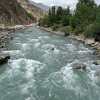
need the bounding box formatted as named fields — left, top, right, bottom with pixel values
left=31, top=0, right=100, bottom=9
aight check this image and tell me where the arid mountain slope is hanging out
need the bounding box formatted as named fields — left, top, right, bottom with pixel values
left=29, top=0, right=50, bottom=12
left=0, top=0, right=36, bottom=26
left=17, top=0, right=47, bottom=21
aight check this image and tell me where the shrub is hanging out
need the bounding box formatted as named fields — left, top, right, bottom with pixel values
left=60, top=26, right=71, bottom=36
left=52, top=24, right=59, bottom=31
left=84, top=24, right=94, bottom=38
left=62, top=16, right=69, bottom=26
left=91, top=23, right=100, bottom=41
left=38, top=17, right=50, bottom=27
left=74, top=27, right=83, bottom=35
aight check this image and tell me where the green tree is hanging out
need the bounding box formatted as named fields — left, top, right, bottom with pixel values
left=95, top=5, right=100, bottom=23
left=56, top=6, right=63, bottom=24
left=51, top=6, right=56, bottom=24
left=62, top=6, right=71, bottom=26
left=91, top=5, right=100, bottom=41
left=71, top=0, right=97, bottom=29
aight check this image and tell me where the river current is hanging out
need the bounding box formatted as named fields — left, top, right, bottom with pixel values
left=0, top=27, right=100, bottom=100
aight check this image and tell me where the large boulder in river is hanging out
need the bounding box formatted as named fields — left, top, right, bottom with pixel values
left=93, top=60, right=100, bottom=65
left=0, top=54, right=10, bottom=65
left=71, top=62, right=86, bottom=69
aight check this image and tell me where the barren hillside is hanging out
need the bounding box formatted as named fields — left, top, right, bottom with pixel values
left=0, top=0, right=36, bottom=26
left=17, top=0, right=47, bottom=21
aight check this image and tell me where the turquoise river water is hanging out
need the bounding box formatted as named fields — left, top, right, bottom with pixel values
left=0, top=27, right=100, bottom=100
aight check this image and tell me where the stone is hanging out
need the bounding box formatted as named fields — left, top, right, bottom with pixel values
left=95, top=72, right=100, bottom=77
left=85, top=38, right=95, bottom=45
left=0, top=54, right=10, bottom=65
left=71, top=62, right=86, bottom=69
left=93, top=60, right=100, bottom=65
left=51, top=48, right=54, bottom=51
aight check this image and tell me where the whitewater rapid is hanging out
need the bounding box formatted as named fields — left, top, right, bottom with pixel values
left=0, top=27, right=100, bottom=100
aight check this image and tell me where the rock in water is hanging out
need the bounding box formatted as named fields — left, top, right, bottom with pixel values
left=0, top=54, right=10, bottom=65
left=93, top=60, right=100, bottom=65
left=95, top=72, right=100, bottom=78
left=71, top=62, right=86, bottom=69
left=51, top=48, right=54, bottom=51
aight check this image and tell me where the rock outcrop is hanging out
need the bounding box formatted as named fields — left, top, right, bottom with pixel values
left=93, top=60, right=100, bottom=65
left=85, top=38, right=95, bottom=45
left=0, top=0, right=36, bottom=26
left=71, top=62, right=86, bottom=69
left=0, top=54, right=10, bottom=65
left=0, top=25, right=27, bottom=48
left=95, top=72, right=100, bottom=78
left=17, top=0, right=47, bottom=21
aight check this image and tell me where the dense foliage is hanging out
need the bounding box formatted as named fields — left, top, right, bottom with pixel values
left=39, top=0, right=100, bottom=41
left=39, top=6, right=71, bottom=27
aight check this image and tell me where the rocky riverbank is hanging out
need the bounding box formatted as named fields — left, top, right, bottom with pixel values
left=0, top=24, right=37, bottom=49
left=0, top=24, right=37, bottom=65
left=0, top=25, right=26, bottom=49
left=39, top=27, right=100, bottom=55
left=39, top=27, right=65, bottom=36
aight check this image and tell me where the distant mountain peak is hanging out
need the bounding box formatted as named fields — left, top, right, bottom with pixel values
left=28, top=0, right=50, bottom=12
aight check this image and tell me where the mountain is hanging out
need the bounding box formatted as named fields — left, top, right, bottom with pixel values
left=0, top=0, right=36, bottom=26
left=28, top=0, right=50, bottom=12
left=17, top=0, right=47, bottom=20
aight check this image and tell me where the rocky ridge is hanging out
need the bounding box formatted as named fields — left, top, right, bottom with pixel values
left=0, top=0, right=36, bottom=26
left=17, top=0, right=47, bottom=21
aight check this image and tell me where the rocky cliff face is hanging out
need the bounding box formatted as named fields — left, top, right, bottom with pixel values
left=0, top=0, right=36, bottom=26
left=17, top=0, right=47, bottom=20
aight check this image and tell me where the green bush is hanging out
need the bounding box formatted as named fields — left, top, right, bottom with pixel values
left=38, top=17, right=50, bottom=27
left=84, top=24, right=94, bottom=38
left=74, top=27, right=83, bottom=35
left=52, top=24, right=59, bottom=31
left=60, top=26, right=71, bottom=36
left=84, top=23, right=100, bottom=41
left=91, top=23, right=100, bottom=41
left=62, top=16, right=70, bottom=26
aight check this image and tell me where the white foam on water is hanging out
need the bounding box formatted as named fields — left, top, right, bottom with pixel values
left=21, top=43, right=30, bottom=51
left=41, top=44, right=55, bottom=54
left=15, top=43, right=22, bottom=45
left=44, top=61, right=95, bottom=97
left=2, top=58, right=47, bottom=97
left=87, top=64, right=100, bottom=83
left=3, top=50, right=24, bottom=57
left=18, top=34, right=23, bottom=36
left=10, top=58, right=46, bottom=78
left=34, top=42, right=41, bottom=48
left=42, top=43, right=60, bottom=55
left=60, top=65, right=89, bottom=96
left=77, top=50, right=91, bottom=54
left=25, top=97, right=31, bottom=100
left=53, top=48, right=60, bottom=54
left=77, top=48, right=93, bottom=54
left=22, top=43, right=28, bottom=48
left=25, top=95, right=36, bottom=100
left=28, top=38, right=39, bottom=43
left=65, top=44, right=76, bottom=52
left=20, top=80, right=35, bottom=95
left=42, top=44, right=55, bottom=49
left=38, top=36, right=49, bottom=39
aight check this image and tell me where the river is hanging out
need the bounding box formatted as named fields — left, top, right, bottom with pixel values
left=0, top=27, right=100, bottom=100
